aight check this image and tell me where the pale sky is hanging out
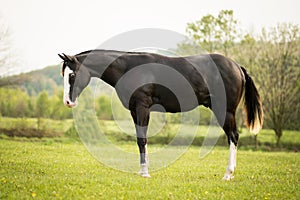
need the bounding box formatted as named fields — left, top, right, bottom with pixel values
left=0, top=0, right=299, bottom=74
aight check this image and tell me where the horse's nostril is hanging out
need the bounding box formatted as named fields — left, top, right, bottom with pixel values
left=66, top=101, right=70, bottom=105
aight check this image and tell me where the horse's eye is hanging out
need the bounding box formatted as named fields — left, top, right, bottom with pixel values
left=69, top=73, right=76, bottom=79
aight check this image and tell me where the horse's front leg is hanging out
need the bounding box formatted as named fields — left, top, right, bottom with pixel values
left=137, top=136, right=150, bottom=178
left=131, top=105, right=150, bottom=178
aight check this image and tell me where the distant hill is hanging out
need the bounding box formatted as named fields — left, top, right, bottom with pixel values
left=0, top=64, right=113, bottom=96
left=0, top=64, right=62, bottom=96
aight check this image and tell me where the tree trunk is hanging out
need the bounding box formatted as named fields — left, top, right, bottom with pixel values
left=254, top=134, right=258, bottom=150
left=37, top=117, right=41, bottom=131
left=275, top=129, right=282, bottom=147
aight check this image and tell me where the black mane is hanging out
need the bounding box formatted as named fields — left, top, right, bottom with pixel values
left=75, top=49, right=162, bottom=57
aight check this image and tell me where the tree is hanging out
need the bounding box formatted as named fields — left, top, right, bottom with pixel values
left=256, top=23, right=300, bottom=146
left=0, top=18, right=13, bottom=77
left=0, top=87, right=32, bottom=117
left=96, top=95, right=112, bottom=120
left=184, top=10, right=240, bottom=55
left=186, top=13, right=218, bottom=53
left=36, top=91, right=50, bottom=130
left=49, top=90, right=72, bottom=120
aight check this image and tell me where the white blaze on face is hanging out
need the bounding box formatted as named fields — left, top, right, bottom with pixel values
left=63, top=66, right=77, bottom=108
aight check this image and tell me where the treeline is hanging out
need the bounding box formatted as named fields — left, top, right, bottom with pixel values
left=0, top=88, right=114, bottom=120
left=0, top=88, right=71, bottom=119
left=0, top=87, right=214, bottom=126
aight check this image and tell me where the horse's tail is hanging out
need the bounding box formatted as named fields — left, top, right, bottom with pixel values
left=241, top=66, right=264, bottom=134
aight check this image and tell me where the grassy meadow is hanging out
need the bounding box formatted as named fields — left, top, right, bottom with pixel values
left=0, top=139, right=299, bottom=199
left=0, top=117, right=300, bottom=199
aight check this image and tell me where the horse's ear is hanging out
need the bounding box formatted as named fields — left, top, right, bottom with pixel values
left=62, top=53, right=76, bottom=63
left=58, top=53, right=65, bottom=61
left=58, top=53, right=76, bottom=63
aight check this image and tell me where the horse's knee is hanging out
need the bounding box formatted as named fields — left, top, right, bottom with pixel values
left=137, top=137, right=147, bottom=147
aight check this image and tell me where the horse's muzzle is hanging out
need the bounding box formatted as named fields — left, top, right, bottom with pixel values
left=64, top=98, right=77, bottom=108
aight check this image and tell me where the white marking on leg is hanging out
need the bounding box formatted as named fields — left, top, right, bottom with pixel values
left=145, top=144, right=149, bottom=165
left=138, top=163, right=150, bottom=178
left=138, top=144, right=150, bottom=178
left=223, top=141, right=237, bottom=180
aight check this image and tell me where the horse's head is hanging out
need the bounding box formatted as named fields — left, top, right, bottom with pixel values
left=58, top=53, right=91, bottom=108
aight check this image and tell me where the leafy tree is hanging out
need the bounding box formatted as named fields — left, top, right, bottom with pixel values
left=0, top=87, right=32, bottom=117
left=215, top=10, right=239, bottom=55
left=184, top=10, right=240, bottom=55
left=14, top=92, right=30, bottom=117
left=49, top=90, right=72, bottom=120
left=96, top=95, right=112, bottom=120
left=255, top=23, right=300, bottom=146
left=36, top=91, right=50, bottom=130
left=186, top=13, right=218, bottom=53
left=0, top=88, right=13, bottom=116
left=27, top=98, right=35, bottom=117
left=0, top=18, right=12, bottom=77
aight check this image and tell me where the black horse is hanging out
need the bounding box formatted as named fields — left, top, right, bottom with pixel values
left=58, top=50, right=263, bottom=180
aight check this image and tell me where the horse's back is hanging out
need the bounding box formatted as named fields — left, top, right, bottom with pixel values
left=119, top=53, right=244, bottom=113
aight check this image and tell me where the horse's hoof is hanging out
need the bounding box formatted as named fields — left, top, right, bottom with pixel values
left=222, top=175, right=234, bottom=181
left=138, top=170, right=151, bottom=178
left=141, top=173, right=151, bottom=178
left=138, top=163, right=150, bottom=178
left=138, top=171, right=151, bottom=178
left=138, top=172, right=151, bottom=178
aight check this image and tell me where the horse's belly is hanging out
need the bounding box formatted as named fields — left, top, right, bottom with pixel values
left=152, top=85, right=200, bottom=113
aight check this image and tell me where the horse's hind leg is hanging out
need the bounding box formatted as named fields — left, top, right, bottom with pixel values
left=222, top=111, right=239, bottom=180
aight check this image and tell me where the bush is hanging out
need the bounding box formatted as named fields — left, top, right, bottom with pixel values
left=64, top=123, right=80, bottom=141
left=0, top=118, right=62, bottom=138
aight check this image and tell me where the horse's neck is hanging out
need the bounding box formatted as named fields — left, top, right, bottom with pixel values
left=80, top=51, right=126, bottom=87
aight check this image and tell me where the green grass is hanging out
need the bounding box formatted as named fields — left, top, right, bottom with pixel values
left=0, top=139, right=299, bottom=199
